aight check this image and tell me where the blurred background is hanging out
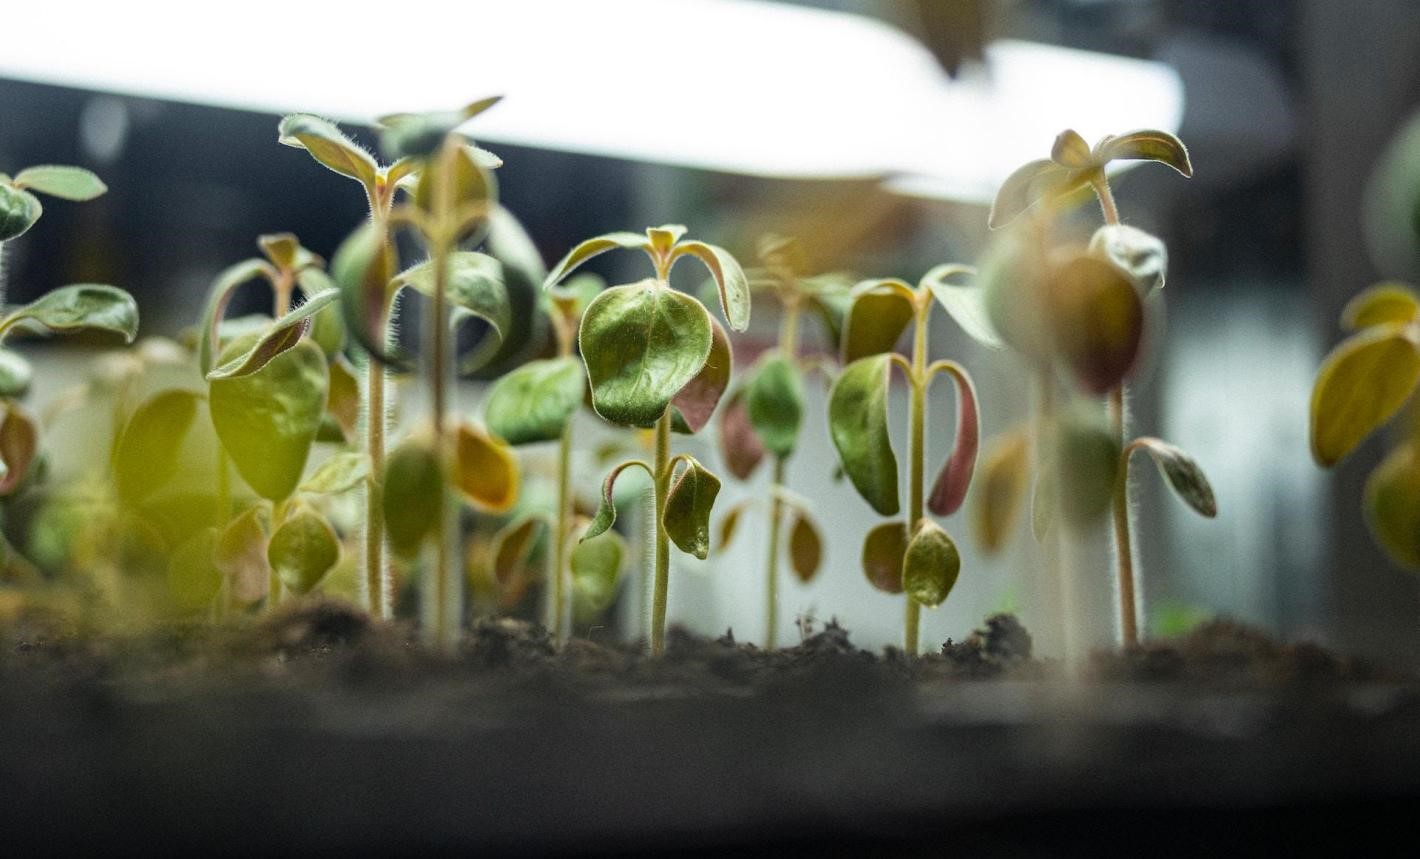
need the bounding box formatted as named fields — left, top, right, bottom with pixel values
left=2, top=0, right=1418, bottom=663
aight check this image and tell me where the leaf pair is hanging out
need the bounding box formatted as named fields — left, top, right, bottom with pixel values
left=717, top=494, right=824, bottom=583
left=861, top=519, right=960, bottom=608
left=0, top=165, right=107, bottom=241
left=585, top=457, right=721, bottom=560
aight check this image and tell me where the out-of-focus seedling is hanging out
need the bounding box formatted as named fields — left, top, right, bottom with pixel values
left=545, top=224, right=749, bottom=656
left=826, top=268, right=982, bottom=656
left=715, top=236, right=849, bottom=647
left=984, top=128, right=1216, bottom=647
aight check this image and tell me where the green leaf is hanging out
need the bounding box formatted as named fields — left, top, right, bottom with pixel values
left=1048, top=254, right=1144, bottom=395
left=746, top=352, right=804, bottom=457
left=0, top=184, right=42, bottom=240
left=670, top=241, right=751, bottom=332
left=485, top=357, right=585, bottom=445
left=492, top=515, right=546, bottom=586
left=331, top=221, right=406, bottom=370
left=0, top=404, right=39, bottom=496
left=1365, top=443, right=1420, bottom=570
left=1310, top=323, right=1420, bottom=467
left=543, top=232, right=647, bottom=289
left=828, top=354, right=899, bottom=516
left=903, top=521, right=961, bottom=608
left=377, top=97, right=503, bottom=160
left=209, top=339, right=328, bottom=501
left=12, top=165, right=107, bottom=201
left=1095, top=129, right=1193, bottom=177
left=278, top=114, right=378, bottom=189
left=470, top=207, right=549, bottom=377
left=453, top=421, right=520, bottom=513
left=925, top=366, right=979, bottom=517
left=670, top=315, right=731, bottom=435
left=662, top=458, right=722, bottom=559
left=167, top=529, right=222, bottom=614
left=396, top=251, right=511, bottom=373
left=988, top=159, right=1090, bottom=230
left=1131, top=438, right=1217, bottom=518
left=206, top=289, right=339, bottom=380
left=382, top=437, right=444, bottom=560
left=198, top=258, right=272, bottom=376
left=841, top=279, right=915, bottom=364
left=113, top=389, right=200, bottom=506
left=1342, top=282, right=1420, bottom=330
left=325, top=354, right=360, bottom=443
left=788, top=512, right=823, bottom=583
left=1050, top=130, right=1093, bottom=168
left=1089, top=225, right=1167, bottom=294
left=300, top=451, right=370, bottom=495
left=583, top=460, right=650, bottom=542
left=0, top=349, right=33, bottom=397
left=578, top=280, right=714, bottom=427
left=1054, top=411, right=1121, bottom=528
left=214, top=504, right=271, bottom=606
left=972, top=429, right=1031, bottom=553
left=268, top=508, right=340, bottom=595
left=922, top=264, right=1001, bottom=348
left=411, top=144, right=497, bottom=236
left=717, top=387, right=766, bottom=481
left=862, top=521, right=907, bottom=594
left=1, top=284, right=138, bottom=343
left=572, top=529, right=626, bottom=611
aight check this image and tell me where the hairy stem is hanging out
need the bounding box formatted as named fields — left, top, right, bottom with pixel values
left=1109, top=385, right=1139, bottom=647
left=650, top=410, right=672, bottom=656
left=425, top=233, right=458, bottom=650
left=363, top=347, right=388, bottom=619
left=1092, top=173, right=1121, bottom=226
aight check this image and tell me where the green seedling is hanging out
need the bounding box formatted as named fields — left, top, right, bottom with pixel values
left=544, top=224, right=750, bottom=656
left=715, top=236, right=850, bottom=647
left=826, top=269, right=982, bottom=656
left=983, top=128, right=1216, bottom=647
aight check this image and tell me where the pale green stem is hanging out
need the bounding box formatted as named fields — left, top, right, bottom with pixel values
left=268, top=498, right=289, bottom=612
left=1109, top=387, right=1139, bottom=647
left=904, top=298, right=930, bottom=657
left=364, top=346, right=388, bottom=619
left=650, top=410, right=672, bottom=656
left=764, top=455, right=784, bottom=648
left=552, top=421, right=573, bottom=644
left=426, top=235, right=459, bottom=650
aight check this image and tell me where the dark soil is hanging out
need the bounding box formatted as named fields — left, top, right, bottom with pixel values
left=1, top=600, right=1416, bottom=854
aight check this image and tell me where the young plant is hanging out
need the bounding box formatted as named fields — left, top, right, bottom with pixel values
left=1310, top=281, right=1420, bottom=570
left=826, top=269, right=981, bottom=656
left=984, top=129, right=1217, bottom=647
left=715, top=236, right=849, bottom=647
left=544, top=225, right=750, bottom=656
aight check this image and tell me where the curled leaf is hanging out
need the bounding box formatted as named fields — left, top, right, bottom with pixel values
left=1050, top=130, right=1093, bottom=168
left=662, top=458, right=722, bottom=559
left=198, top=259, right=272, bottom=376
left=453, top=421, right=519, bottom=513
left=787, top=512, right=823, bottom=583
left=492, top=515, right=547, bottom=586
left=717, top=388, right=766, bottom=480
left=331, top=221, right=405, bottom=370
left=0, top=184, right=42, bottom=241
left=1090, top=225, right=1167, bottom=294
left=278, top=114, right=378, bottom=189
left=923, top=264, right=1000, bottom=348
left=206, top=289, right=338, bottom=380
left=828, top=354, right=899, bottom=516
left=582, top=460, right=650, bottom=542
left=268, top=508, right=340, bottom=595
left=395, top=252, right=511, bottom=373
left=746, top=352, right=804, bottom=458
left=543, top=232, right=647, bottom=289
left=1130, top=438, right=1217, bottom=518
left=670, top=315, right=732, bottom=435
left=1095, top=129, right=1193, bottom=177
left=862, top=521, right=907, bottom=594
left=1310, top=323, right=1420, bottom=467
left=1, top=284, right=138, bottom=344
left=972, top=429, right=1031, bottom=553
left=485, top=356, right=585, bottom=445
left=903, top=521, right=961, bottom=608
left=671, top=241, right=751, bottom=332
left=926, top=366, right=980, bottom=516
left=988, top=159, right=1090, bottom=230
left=841, top=279, right=914, bottom=364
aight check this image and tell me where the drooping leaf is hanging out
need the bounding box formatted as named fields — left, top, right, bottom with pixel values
left=582, top=460, right=650, bottom=542
left=1365, top=443, right=1420, bottom=570
left=862, top=521, right=907, bottom=594
left=296, top=269, right=347, bottom=357
left=1050, top=130, right=1093, bottom=168
left=491, top=515, right=546, bottom=587
left=841, top=280, right=915, bottom=364
left=578, top=280, right=713, bottom=427
left=671, top=241, right=751, bottom=332
left=453, top=421, right=519, bottom=513
left=1089, top=225, right=1167, bottom=294
left=382, top=437, right=443, bottom=560
left=787, top=512, right=823, bottom=583
left=12, top=165, right=107, bottom=201
left=0, top=349, right=33, bottom=398
left=543, top=232, right=647, bottom=289
left=198, top=258, right=272, bottom=376
left=1054, top=411, right=1121, bottom=528
left=902, top=521, right=961, bottom=608
left=1095, top=129, right=1193, bottom=177
left=571, top=529, right=626, bottom=611
left=278, top=114, right=378, bottom=189
left=972, top=429, right=1031, bottom=553
left=214, top=504, right=271, bottom=606
left=268, top=508, right=340, bottom=595
left=0, top=404, right=39, bottom=496
left=1048, top=254, right=1144, bottom=394
left=1131, top=438, right=1217, bottom=518
left=662, top=458, right=722, bottom=559
left=670, top=315, right=731, bottom=435
left=331, top=220, right=406, bottom=370
left=828, top=354, right=899, bottom=516
left=395, top=251, right=511, bottom=372
left=113, top=389, right=200, bottom=506
left=716, top=497, right=755, bottom=551
left=167, top=529, right=222, bottom=613
left=926, top=366, right=980, bottom=516
left=922, top=264, right=1000, bottom=348
left=717, top=388, right=766, bottom=480
left=471, top=206, right=549, bottom=378
left=1310, top=323, right=1420, bottom=467
left=988, top=159, right=1090, bottom=230
left=300, top=452, right=370, bottom=495
left=0, top=184, right=42, bottom=240
left=206, top=290, right=338, bottom=380
left=746, top=352, right=804, bottom=458
left=485, top=357, right=585, bottom=445
left=1342, top=282, right=1420, bottom=330
left=1, top=284, right=138, bottom=344
left=209, top=339, right=328, bottom=501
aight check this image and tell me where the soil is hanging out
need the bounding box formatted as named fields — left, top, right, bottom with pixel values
left=1, top=600, right=1416, bottom=854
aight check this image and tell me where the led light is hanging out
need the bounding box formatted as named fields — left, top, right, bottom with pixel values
left=0, top=0, right=1182, bottom=202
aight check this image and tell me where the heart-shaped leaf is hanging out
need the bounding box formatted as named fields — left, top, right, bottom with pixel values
left=214, top=504, right=271, bottom=606
left=1366, top=442, right=1420, bottom=570
left=13, top=165, right=107, bottom=201
left=862, top=520, right=907, bottom=594
left=1131, top=438, right=1217, bottom=518
left=746, top=352, right=804, bottom=458
left=582, top=460, right=650, bottom=542
left=2, top=284, right=138, bottom=344
left=278, top=114, right=378, bottom=189
left=492, top=515, right=547, bottom=586
left=671, top=241, right=751, bottom=332
left=453, top=421, right=519, bottom=513
left=1310, top=323, right=1420, bottom=467
left=1342, top=282, right=1420, bottom=330
left=485, top=356, right=585, bottom=445
left=670, top=315, right=731, bottom=435
left=842, top=280, right=915, bottom=364
left=0, top=404, right=39, bottom=496
left=572, top=529, right=626, bottom=611
left=903, top=521, right=961, bottom=608
left=717, top=388, right=766, bottom=480
left=972, top=429, right=1030, bottom=553
left=544, top=232, right=648, bottom=289
left=382, top=437, right=444, bottom=560
left=1095, top=129, right=1193, bottom=177
left=988, top=159, right=1090, bottom=230
left=268, top=507, right=340, bottom=595
left=113, top=389, right=200, bottom=506
left=167, top=529, right=223, bottom=613
left=926, top=367, right=980, bottom=516
left=788, top=512, right=823, bottom=583
left=1048, top=254, right=1144, bottom=394
left=300, top=451, right=370, bottom=495
left=0, top=349, right=33, bottom=398
left=829, top=354, right=899, bottom=516
left=1090, top=225, right=1167, bottom=294
left=206, top=289, right=338, bottom=380
left=210, top=338, right=328, bottom=501
left=578, top=280, right=713, bottom=427
left=0, top=184, right=43, bottom=240
left=923, top=264, right=1000, bottom=348
left=662, top=458, right=721, bottom=559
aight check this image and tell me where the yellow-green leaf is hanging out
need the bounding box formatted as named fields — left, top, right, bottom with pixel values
left=2, top=284, right=138, bottom=344
left=972, top=429, right=1030, bottom=553
left=1365, top=442, right=1420, bottom=570
left=1048, top=253, right=1144, bottom=395
left=716, top=497, right=755, bottom=552
left=113, top=390, right=199, bottom=506
left=988, top=158, right=1089, bottom=230
left=454, top=421, right=519, bottom=513
left=300, top=452, right=370, bottom=495
left=197, top=258, right=272, bottom=376
left=206, top=289, right=338, bottom=380
left=1054, top=411, right=1121, bottom=528
left=841, top=279, right=914, bottom=364
left=167, top=529, right=222, bottom=613
left=492, top=515, right=546, bottom=586
left=0, top=349, right=33, bottom=398
left=214, top=504, right=270, bottom=606
left=1050, top=129, right=1093, bottom=168
left=1310, top=323, right=1420, bottom=467
left=571, top=529, right=625, bottom=611
left=278, top=114, right=378, bottom=189
left=1342, top=282, right=1420, bottom=331
left=903, top=521, right=961, bottom=608
left=268, top=508, right=340, bottom=595
left=0, top=404, right=38, bottom=496
left=0, top=184, right=42, bottom=241
left=382, top=438, right=443, bottom=560
left=12, top=165, right=107, bottom=201
left=922, top=264, right=1000, bottom=348
left=828, top=354, right=899, bottom=516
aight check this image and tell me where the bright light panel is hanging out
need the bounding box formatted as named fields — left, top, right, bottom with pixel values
left=0, top=0, right=1182, bottom=202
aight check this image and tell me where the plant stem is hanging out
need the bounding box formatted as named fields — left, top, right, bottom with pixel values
left=552, top=421, right=573, bottom=644
left=364, top=346, right=388, bottom=619
left=904, top=299, right=930, bottom=657
left=1092, top=173, right=1121, bottom=226
left=273, top=271, right=293, bottom=317
left=764, top=455, right=784, bottom=648
left=1109, top=385, right=1139, bottom=647
left=268, top=498, right=289, bottom=612
left=426, top=233, right=458, bottom=650
left=650, top=410, right=672, bottom=656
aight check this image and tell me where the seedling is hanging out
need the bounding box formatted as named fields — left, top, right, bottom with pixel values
left=1310, top=281, right=1420, bottom=570
left=983, top=128, right=1217, bottom=647
left=544, top=224, right=750, bottom=656
left=715, top=236, right=849, bottom=647
left=826, top=269, right=981, bottom=656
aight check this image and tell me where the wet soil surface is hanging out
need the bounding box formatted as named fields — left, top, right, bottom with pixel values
left=1, top=602, right=1416, bottom=854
